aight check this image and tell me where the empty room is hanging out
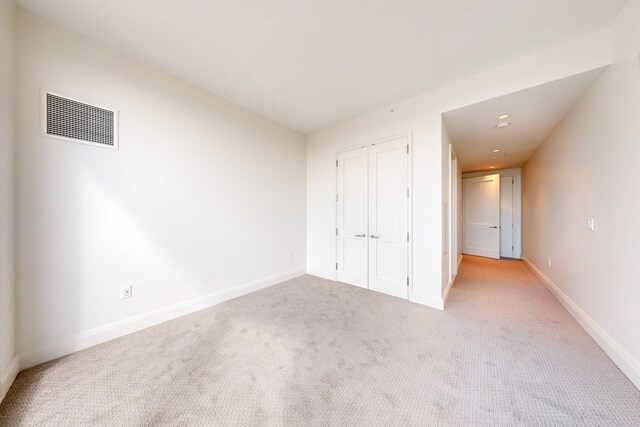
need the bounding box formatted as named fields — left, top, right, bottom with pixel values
left=1, top=0, right=639, bottom=425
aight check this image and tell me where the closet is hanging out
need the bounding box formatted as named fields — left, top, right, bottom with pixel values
left=335, top=134, right=411, bottom=299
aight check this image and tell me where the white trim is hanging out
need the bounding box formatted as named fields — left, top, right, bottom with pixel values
left=442, top=251, right=461, bottom=309
left=410, top=292, right=444, bottom=310
left=309, top=273, right=445, bottom=311
left=449, top=146, right=458, bottom=279
left=442, top=276, right=454, bottom=307
left=16, top=268, right=306, bottom=371
left=523, top=258, right=640, bottom=391
left=40, top=89, right=120, bottom=150
left=406, top=133, right=413, bottom=301
left=306, top=268, right=336, bottom=281
left=0, top=355, right=20, bottom=404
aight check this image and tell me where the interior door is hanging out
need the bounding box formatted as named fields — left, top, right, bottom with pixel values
left=500, top=175, right=515, bottom=258
left=462, top=174, right=500, bottom=259
left=368, top=138, right=409, bottom=298
left=336, top=147, right=368, bottom=288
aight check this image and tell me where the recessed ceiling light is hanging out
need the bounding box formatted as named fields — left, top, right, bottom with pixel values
left=498, top=114, right=510, bottom=120
left=492, top=149, right=500, bottom=153
left=489, top=166, right=495, bottom=169
left=496, top=122, right=510, bottom=129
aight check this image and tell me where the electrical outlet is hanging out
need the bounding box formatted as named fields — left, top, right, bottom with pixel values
left=120, top=285, right=132, bottom=299
left=587, top=218, right=595, bottom=232
left=287, top=252, right=292, bottom=261
left=547, top=258, right=551, bottom=268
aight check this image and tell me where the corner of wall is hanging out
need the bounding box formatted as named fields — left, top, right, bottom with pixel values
left=16, top=267, right=306, bottom=371
left=523, top=258, right=640, bottom=390
left=0, top=355, right=20, bottom=403
left=0, top=0, right=17, bottom=405
left=410, top=291, right=445, bottom=311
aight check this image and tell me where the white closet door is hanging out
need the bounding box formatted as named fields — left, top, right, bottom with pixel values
left=462, top=174, right=500, bottom=259
left=368, top=138, right=409, bottom=299
left=336, top=147, right=368, bottom=288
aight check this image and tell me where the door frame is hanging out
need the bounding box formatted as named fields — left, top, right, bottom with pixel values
left=449, top=145, right=459, bottom=280
left=461, top=168, right=522, bottom=259
left=334, top=132, right=413, bottom=297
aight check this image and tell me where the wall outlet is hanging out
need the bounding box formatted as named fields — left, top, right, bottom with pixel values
left=287, top=252, right=292, bottom=261
left=547, top=258, right=552, bottom=268
left=120, top=285, right=132, bottom=299
left=587, top=218, right=595, bottom=232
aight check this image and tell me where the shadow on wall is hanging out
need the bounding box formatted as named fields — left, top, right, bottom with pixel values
left=17, top=38, right=306, bottom=363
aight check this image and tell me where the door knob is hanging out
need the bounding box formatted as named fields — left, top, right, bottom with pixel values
left=355, top=234, right=366, bottom=237
left=370, top=234, right=380, bottom=239
left=489, top=225, right=498, bottom=229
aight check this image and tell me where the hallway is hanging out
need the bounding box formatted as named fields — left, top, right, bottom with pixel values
left=449, top=255, right=640, bottom=424
left=0, top=256, right=638, bottom=425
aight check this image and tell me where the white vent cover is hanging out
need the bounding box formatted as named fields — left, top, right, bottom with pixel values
left=41, top=91, right=119, bottom=149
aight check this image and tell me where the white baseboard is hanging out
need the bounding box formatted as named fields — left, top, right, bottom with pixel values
left=305, top=267, right=336, bottom=281
left=16, top=267, right=306, bottom=371
left=308, top=267, right=445, bottom=311
left=523, top=258, right=640, bottom=391
left=442, top=276, right=455, bottom=307
left=410, top=291, right=444, bottom=310
left=0, top=355, right=20, bottom=404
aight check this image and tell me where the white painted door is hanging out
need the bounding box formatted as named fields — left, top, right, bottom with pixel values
left=368, top=138, right=409, bottom=298
left=336, top=146, right=368, bottom=288
left=500, top=176, right=515, bottom=258
left=462, top=174, right=500, bottom=259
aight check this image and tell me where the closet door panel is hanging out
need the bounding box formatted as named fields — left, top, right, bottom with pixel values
left=368, top=138, right=409, bottom=299
left=336, top=147, right=368, bottom=288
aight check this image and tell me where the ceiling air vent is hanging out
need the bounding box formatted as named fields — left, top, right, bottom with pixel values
left=41, top=91, right=119, bottom=149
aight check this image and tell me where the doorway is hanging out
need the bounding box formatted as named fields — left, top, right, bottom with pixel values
left=462, top=168, right=522, bottom=259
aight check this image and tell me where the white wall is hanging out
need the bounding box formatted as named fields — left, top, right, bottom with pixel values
left=523, top=0, right=640, bottom=389
left=0, top=0, right=16, bottom=399
left=14, top=10, right=306, bottom=365
left=306, top=27, right=613, bottom=310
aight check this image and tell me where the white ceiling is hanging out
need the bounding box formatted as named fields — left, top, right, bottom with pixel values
left=443, top=67, right=607, bottom=173
left=16, top=0, right=625, bottom=133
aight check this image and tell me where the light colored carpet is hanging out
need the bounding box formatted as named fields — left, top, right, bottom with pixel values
left=1, top=256, right=639, bottom=426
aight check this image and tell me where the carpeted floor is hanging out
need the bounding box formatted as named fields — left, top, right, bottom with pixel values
left=1, top=256, right=639, bottom=426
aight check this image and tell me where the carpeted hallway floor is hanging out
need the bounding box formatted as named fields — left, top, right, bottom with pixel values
left=1, top=256, right=639, bottom=426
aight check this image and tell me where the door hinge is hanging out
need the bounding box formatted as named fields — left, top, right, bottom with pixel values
left=336, top=263, right=338, bottom=270
left=407, top=188, right=410, bottom=198
left=512, top=245, right=514, bottom=251
left=407, top=232, right=409, bottom=242
left=406, top=277, right=409, bottom=286
left=336, top=228, right=338, bottom=236
left=336, top=160, right=338, bottom=167
left=406, top=144, right=409, bottom=154
left=336, top=194, right=338, bottom=202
